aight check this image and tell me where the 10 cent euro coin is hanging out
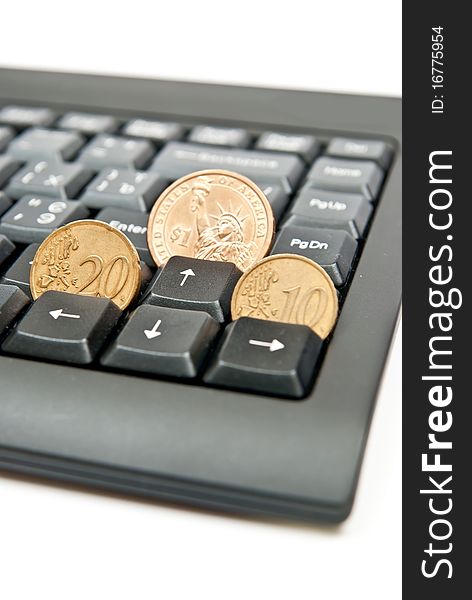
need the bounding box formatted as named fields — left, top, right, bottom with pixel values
left=231, top=254, right=338, bottom=339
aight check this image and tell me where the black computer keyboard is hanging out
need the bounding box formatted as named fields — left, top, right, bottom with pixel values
left=0, top=102, right=390, bottom=394
left=0, top=69, right=401, bottom=522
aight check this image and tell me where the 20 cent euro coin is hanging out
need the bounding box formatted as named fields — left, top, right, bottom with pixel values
left=30, top=220, right=141, bottom=310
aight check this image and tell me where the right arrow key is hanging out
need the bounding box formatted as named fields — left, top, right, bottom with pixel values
left=204, top=317, right=324, bottom=398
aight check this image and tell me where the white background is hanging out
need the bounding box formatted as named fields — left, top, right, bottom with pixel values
left=0, top=2, right=402, bottom=598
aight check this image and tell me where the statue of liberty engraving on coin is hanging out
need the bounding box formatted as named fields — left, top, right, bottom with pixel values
left=147, top=170, right=274, bottom=271
left=191, top=177, right=257, bottom=267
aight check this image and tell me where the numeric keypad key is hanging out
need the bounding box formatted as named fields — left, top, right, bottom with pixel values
left=6, top=160, right=93, bottom=199
left=0, top=243, right=38, bottom=296
left=82, top=168, right=168, bottom=212
left=0, top=155, right=22, bottom=188
left=78, top=135, right=154, bottom=170
left=0, top=126, right=14, bottom=152
left=8, top=128, right=84, bottom=161
left=0, top=234, right=15, bottom=270
left=0, top=195, right=89, bottom=243
left=0, top=192, right=12, bottom=216
left=0, top=284, right=29, bottom=335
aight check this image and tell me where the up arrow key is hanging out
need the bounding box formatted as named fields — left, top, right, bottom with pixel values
left=179, top=268, right=196, bottom=286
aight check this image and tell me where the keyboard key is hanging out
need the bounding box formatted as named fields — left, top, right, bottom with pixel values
left=0, top=234, right=15, bottom=270
left=101, top=304, right=219, bottom=378
left=122, top=119, right=184, bottom=143
left=255, top=131, right=320, bottom=163
left=0, top=105, right=55, bottom=129
left=143, top=256, right=242, bottom=323
left=57, top=112, right=118, bottom=135
left=95, top=207, right=152, bottom=266
left=2, top=290, right=121, bottom=364
left=204, top=317, right=323, bottom=398
left=6, top=160, right=93, bottom=200
left=138, top=260, right=154, bottom=291
left=0, top=195, right=89, bottom=244
left=254, top=181, right=290, bottom=220
left=0, top=192, right=12, bottom=216
left=82, top=168, right=168, bottom=212
left=188, top=125, right=251, bottom=148
left=8, top=128, right=84, bottom=162
left=0, top=126, right=14, bottom=152
left=0, top=155, right=22, bottom=188
left=77, top=135, right=154, bottom=170
left=286, top=188, right=372, bottom=238
left=307, top=157, right=384, bottom=200
left=0, top=284, right=29, bottom=334
left=327, top=137, right=392, bottom=169
left=271, top=224, right=357, bottom=287
left=150, top=142, right=305, bottom=193
left=0, top=243, right=38, bottom=296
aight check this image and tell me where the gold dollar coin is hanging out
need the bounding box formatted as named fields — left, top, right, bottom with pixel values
left=30, top=220, right=141, bottom=310
left=147, top=169, right=275, bottom=272
left=231, top=254, right=338, bottom=339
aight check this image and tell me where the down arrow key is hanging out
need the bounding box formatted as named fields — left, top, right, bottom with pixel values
left=144, top=319, right=162, bottom=339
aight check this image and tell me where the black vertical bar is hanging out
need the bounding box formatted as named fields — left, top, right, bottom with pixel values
left=403, top=3, right=467, bottom=596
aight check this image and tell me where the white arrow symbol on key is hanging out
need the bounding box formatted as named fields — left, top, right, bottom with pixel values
left=249, top=338, right=285, bottom=352
left=179, top=268, right=196, bottom=286
left=144, top=319, right=162, bottom=340
left=49, top=308, right=81, bottom=320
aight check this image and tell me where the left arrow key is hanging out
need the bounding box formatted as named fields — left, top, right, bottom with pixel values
left=49, top=308, right=81, bottom=320
left=2, top=290, right=121, bottom=364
